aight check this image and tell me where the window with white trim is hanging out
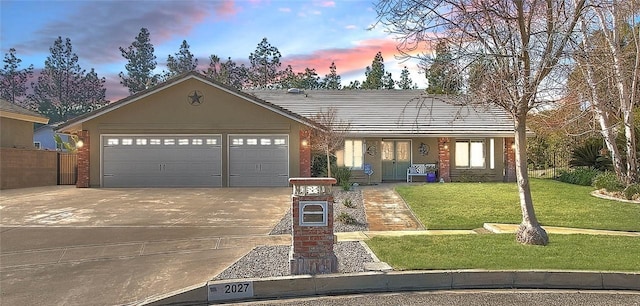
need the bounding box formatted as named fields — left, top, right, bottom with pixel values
left=232, top=138, right=243, bottom=145
left=163, top=139, right=175, bottom=145
left=192, top=139, right=203, bottom=145
left=247, top=138, right=258, bottom=145
left=122, top=138, right=133, bottom=145
left=150, top=139, right=161, bottom=145
left=274, top=138, right=286, bottom=145
left=260, top=138, right=271, bottom=145
left=455, top=139, right=485, bottom=168
left=178, top=139, right=189, bottom=145
left=343, top=139, right=364, bottom=169
left=136, top=139, right=147, bottom=145
left=205, top=138, right=217, bottom=145
left=107, top=138, right=119, bottom=145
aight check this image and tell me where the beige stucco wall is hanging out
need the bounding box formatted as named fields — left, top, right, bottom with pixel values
left=78, top=78, right=306, bottom=187
left=1, top=117, right=36, bottom=148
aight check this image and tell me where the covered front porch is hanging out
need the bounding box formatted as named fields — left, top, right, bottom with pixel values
left=336, top=136, right=516, bottom=184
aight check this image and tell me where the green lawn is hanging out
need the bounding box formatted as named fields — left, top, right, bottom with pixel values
left=366, top=234, right=640, bottom=271
left=396, top=178, right=640, bottom=232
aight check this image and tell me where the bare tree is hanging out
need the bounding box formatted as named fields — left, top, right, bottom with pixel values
left=573, top=1, right=639, bottom=185
left=310, top=108, right=350, bottom=178
left=376, top=0, right=587, bottom=245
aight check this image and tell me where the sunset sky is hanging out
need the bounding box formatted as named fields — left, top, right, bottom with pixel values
left=1, top=0, right=429, bottom=102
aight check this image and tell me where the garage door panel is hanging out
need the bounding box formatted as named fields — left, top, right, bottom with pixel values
left=228, top=135, right=289, bottom=187
left=102, top=135, right=222, bottom=187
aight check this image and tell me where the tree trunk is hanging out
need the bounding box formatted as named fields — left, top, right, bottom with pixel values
left=326, top=147, right=332, bottom=178
left=514, top=115, right=549, bottom=246
left=623, top=111, right=638, bottom=184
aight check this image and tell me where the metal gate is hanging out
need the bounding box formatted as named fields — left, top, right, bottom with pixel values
left=58, top=152, right=77, bottom=185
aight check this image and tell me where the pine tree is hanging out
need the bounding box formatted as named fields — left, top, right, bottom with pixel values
left=299, top=67, right=320, bottom=89
left=361, top=51, right=385, bottom=89
left=1, top=48, right=34, bottom=106
left=382, top=71, right=395, bottom=89
left=164, top=40, right=198, bottom=79
left=30, top=37, right=108, bottom=122
left=248, top=38, right=282, bottom=88
left=397, top=66, right=416, bottom=90
left=119, top=28, right=158, bottom=94
left=425, top=41, right=461, bottom=94
left=1, top=48, right=34, bottom=107
left=322, top=61, right=341, bottom=89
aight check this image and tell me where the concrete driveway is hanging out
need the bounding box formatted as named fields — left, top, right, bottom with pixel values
left=0, top=186, right=291, bottom=306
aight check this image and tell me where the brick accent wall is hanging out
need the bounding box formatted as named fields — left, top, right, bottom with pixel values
left=504, top=137, right=516, bottom=182
left=0, top=148, right=57, bottom=189
left=299, top=130, right=311, bottom=177
left=289, top=187, right=338, bottom=274
left=438, top=137, right=451, bottom=182
left=76, top=130, right=90, bottom=188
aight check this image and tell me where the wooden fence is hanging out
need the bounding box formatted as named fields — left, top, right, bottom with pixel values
left=58, top=152, right=77, bottom=185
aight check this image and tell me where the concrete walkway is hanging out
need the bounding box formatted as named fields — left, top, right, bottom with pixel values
left=361, top=184, right=424, bottom=231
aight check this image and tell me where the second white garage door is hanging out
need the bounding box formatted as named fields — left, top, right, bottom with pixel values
left=229, top=135, right=289, bottom=187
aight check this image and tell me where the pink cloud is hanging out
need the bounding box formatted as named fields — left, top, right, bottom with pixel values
left=316, top=1, right=336, bottom=7
left=283, top=38, right=413, bottom=76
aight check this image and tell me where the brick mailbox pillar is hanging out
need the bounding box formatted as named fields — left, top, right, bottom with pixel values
left=289, top=177, right=338, bottom=275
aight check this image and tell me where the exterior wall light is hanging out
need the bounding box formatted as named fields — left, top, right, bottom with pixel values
left=76, top=140, right=84, bottom=148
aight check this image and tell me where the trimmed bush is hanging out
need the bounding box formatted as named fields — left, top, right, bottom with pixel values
left=555, top=168, right=600, bottom=186
left=336, top=212, right=357, bottom=225
left=623, top=184, right=640, bottom=200
left=332, top=166, right=352, bottom=189
left=593, top=171, right=625, bottom=192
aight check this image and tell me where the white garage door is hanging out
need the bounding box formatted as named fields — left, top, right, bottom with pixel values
left=102, top=135, right=222, bottom=187
left=229, top=135, right=289, bottom=187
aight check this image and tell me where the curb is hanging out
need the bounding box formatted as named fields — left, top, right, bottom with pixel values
left=140, top=270, right=640, bottom=305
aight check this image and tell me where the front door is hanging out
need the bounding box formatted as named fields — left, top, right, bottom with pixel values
left=382, top=140, right=411, bottom=180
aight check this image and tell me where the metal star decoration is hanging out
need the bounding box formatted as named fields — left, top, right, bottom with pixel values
left=188, top=90, right=203, bottom=106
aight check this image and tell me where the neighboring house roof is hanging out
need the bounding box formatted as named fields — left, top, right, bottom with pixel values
left=57, top=71, right=318, bottom=133
left=249, top=90, right=515, bottom=137
left=0, top=98, right=49, bottom=124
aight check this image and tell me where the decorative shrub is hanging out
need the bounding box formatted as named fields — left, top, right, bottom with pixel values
left=336, top=212, right=357, bottom=225
left=569, top=140, right=612, bottom=171
left=592, top=172, right=625, bottom=192
left=311, top=153, right=336, bottom=177
left=332, top=166, right=352, bottom=189
left=555, top=168, right=600, bottom=186
left=623, top=184, right=640, bottom=200
left=342, top=198, right=355, bottom=208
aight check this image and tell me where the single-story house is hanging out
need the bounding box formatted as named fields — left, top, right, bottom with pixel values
left=1, top=98, right=57, bottom=190
left=57, top=71, right=516, bottom=188
left=34, top=122, right=70, bottom=150
left=1, top=98, right=49, bottom=148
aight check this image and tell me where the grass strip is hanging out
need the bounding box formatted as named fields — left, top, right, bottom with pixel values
left=366, top=234, right=640, bottom=271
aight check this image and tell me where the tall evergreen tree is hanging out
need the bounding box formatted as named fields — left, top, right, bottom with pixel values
left=248, top=38, right=282, bottom=88
left=361, top=51, right=385, bottom=89
left=321, top=61, right=342, bottom=89
left=29, top=37, right=108, bottom=122
left=1, top=48, right=34, bottom=107
left=164, top=40, right=198, bottom=79
left=382, top=71, right=395, bottom=89
left=204, top=55, right=248, bottom=89
left=397, top=66, right=416, bottom=89
left=424, top=41, right=461, bottom=94
left=299, top=67, right=320, bottom=89
left=119, top=28, right=158, bottom=94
